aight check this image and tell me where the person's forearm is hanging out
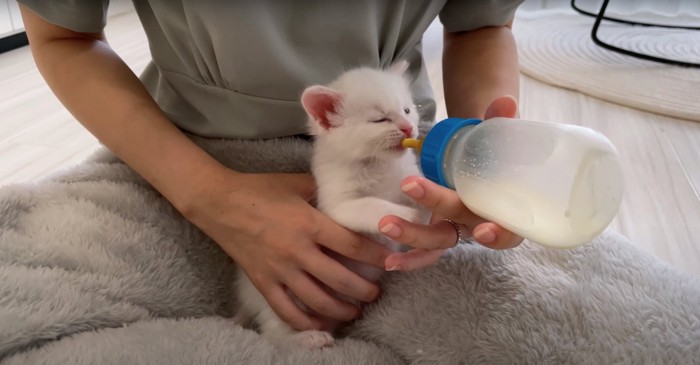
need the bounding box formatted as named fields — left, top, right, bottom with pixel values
left=442, top=21, right=520, bottom=119
left=21, top=7, right=229, bottom=213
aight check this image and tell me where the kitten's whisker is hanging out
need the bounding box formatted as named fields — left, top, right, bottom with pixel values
left=370, top=137, right=384, bottom=158
left=368, top=130, right=402, bottom=159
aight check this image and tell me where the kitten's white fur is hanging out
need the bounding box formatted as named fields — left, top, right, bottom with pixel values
left=234, top=61, right=429, bottom=349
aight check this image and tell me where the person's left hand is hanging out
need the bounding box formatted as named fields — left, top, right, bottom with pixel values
left=379, top=95, right=524, bottom=271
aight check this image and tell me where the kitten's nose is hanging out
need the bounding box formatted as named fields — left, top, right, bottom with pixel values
left=400, top=125, right=414, bottom=138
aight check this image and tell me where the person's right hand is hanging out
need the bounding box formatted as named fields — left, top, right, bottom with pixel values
left=182, top=168, right=391, bottom=331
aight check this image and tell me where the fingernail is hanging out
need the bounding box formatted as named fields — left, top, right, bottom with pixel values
left=401, top=181, right=425, bottom=198
left=380, top=223, right=402, bottom=238
left=386, top=264, right=401, bottom=271
left=474, top=227, right=496, bottom=244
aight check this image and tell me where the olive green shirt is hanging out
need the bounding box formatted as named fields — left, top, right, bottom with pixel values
left=19, top=0, right=522, bottom=139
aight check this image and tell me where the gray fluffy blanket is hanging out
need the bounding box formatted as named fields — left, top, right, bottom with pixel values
left=1, top=135, right=699, bottom=365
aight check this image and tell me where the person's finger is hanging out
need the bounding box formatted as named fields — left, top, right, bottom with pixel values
left=384, top=248, right=445, bottom=271
left=472, top=222, right=523, bottom=249
left=379, top=215, right=468, bottom=250
left=263, top=285, right=327, bottom=331
left=286, top=272, right=360, bottom=322
left=315, top=215, right=392, bottom=268
left=380, top=214, right=523, bottom=250
left=484, top=95, right=518, bottom=119
left=398, top=176, right=486, bottom=227
left=303, top=251, right=381, bottom=303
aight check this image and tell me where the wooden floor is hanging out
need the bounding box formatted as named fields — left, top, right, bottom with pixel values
left=1, top=10, right=699, bottom=276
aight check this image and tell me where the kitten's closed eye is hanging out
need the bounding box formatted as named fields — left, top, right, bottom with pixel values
left=371, top=117, right=391, bottom=123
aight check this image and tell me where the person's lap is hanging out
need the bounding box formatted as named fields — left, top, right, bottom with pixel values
left=1, top=135, right=699, bottom=364
left=0, top=145, right=240, bottom=358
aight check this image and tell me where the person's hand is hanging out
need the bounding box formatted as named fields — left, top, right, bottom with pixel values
left=183, top=169, right=391, bottom=331
left=378, top=95, right=524, bottom=271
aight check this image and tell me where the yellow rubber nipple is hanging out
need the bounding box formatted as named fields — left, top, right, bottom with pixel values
left=401, top=138, right=423, bottom=154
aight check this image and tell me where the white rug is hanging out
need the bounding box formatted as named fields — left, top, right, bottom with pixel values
left=513, top=10, right=700, bottom=122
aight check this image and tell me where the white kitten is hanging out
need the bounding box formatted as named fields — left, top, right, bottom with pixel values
left=234, top=61, right=429, bottom=349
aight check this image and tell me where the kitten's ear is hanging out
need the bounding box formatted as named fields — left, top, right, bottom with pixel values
left=388, top=60, right=409, bottom=75
left=301, top=85, right=343, bottom=135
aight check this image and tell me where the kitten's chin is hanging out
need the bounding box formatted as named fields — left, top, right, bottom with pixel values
left=367, top=146, right=404, bottom=160
left=385, top=143, right=408, bottom=156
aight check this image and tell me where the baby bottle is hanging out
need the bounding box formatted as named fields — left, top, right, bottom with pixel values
left=402, top=117, right=624, bottom=248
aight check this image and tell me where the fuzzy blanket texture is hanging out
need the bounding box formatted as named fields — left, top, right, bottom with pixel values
left=1, top=135, right=699, bottom=365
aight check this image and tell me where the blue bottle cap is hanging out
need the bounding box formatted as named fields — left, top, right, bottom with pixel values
left=420, top=118, right=482, bottom=187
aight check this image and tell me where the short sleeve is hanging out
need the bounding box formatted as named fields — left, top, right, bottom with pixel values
left=439, top=0, right=524, bottom=33
left=17, top=0, right=110, bottom=33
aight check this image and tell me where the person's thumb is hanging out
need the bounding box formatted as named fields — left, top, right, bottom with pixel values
left=484, top=95, right=518, bottom=119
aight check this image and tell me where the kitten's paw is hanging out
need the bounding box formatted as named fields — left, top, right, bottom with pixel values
left=232, top=311, right=252, bottom=327
left=385, top=205, right=422, bottom=225
left=292, top=330, right=335, bottom=349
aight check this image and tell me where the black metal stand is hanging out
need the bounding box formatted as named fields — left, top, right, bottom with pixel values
left=0, top=31, right=28, bottom=54
left=571, top=0, right=700, bottom=68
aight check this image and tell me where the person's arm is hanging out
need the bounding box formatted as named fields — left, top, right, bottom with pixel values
left=380, top=20, right=523, bottom=271
left=20, top=5, right=222, bottom=213
left=20, top=5, right=391, bottom=330
left=442, top=19, right=520, bottom=119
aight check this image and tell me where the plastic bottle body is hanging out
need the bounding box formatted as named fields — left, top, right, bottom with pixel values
left=439, top=117, right=624, bottom=248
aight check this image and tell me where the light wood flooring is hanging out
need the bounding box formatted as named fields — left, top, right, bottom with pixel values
left=1, top=9, right=698, bottom=276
